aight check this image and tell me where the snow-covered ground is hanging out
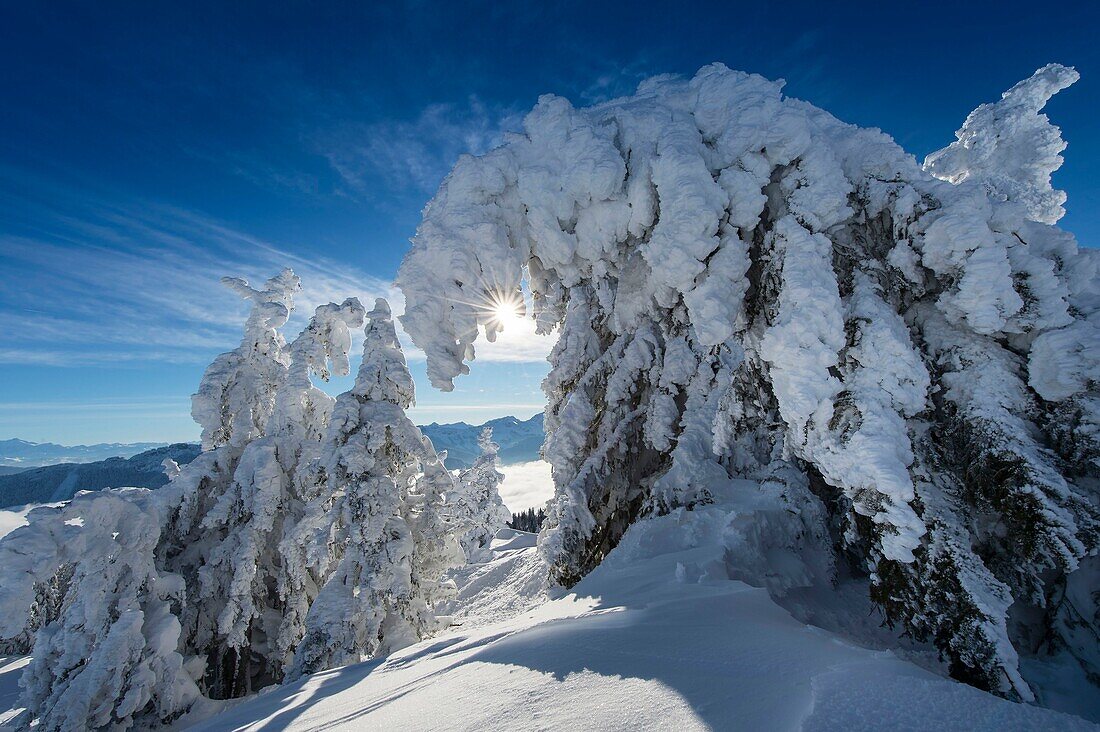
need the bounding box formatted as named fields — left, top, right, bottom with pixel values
left=185, top=503, right=1097, bottom=731
left=0, top=656, right=29, bottom=727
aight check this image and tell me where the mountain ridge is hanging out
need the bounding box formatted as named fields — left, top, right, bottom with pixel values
left=0, top=414, right=546, bottom=509
left=0, top=438, right=167, bottom=468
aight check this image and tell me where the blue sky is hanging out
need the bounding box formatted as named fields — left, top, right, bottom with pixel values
left=1, top=1, right=1097, bottom=445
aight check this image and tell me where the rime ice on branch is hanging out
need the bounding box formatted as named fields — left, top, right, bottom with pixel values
left=190, top=297, right=366, bottom=691
left=18, top=490, right=199, bottom=732
left=924, top=63, right=1078, bottom=225
left=397, top=63, right=1099, bottom=700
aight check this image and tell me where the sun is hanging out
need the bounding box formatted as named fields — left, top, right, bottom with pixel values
left=486, top=290, right=525, bottom=329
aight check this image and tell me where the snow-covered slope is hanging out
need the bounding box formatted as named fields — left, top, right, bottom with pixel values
left=0, top=444, right=201, bottom=509
left=420, top=413, right=545, bottom=469
left=0, top=438, right=166, bottom=468
left=187, top=498, right=1097, bottom=731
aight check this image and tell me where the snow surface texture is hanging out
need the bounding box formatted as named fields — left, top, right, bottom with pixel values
left=398, top=62, right=1099, bottom=702
left=188, top=496, right=1095, bottom=731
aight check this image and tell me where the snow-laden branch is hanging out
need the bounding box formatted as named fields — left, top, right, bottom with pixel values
left=924, top=63, right=1078, bottom=225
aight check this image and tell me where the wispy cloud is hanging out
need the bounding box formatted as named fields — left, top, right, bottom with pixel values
left=575, top=59, right=653, bottom=105
left=0, top=168, right=554, bottom=369
left=0, top=397, right=188, bottom=413
left=317, top=95, right=522, bottom=196
left=0, top=168, right=388, bottom=366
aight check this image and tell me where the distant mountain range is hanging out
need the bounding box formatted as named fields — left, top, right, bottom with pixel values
left=421, top=413, right=544, bottom=469
left=0, top=438, right=166, bottom=468
left=0, top=414, right=545, bottom=510
left=0, top=444, right=202, bottom=509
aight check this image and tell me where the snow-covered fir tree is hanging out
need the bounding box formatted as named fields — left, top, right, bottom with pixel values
left=18, top=490, right=199, bottom=732
left=0, top=273, right=404, bottom=727
left=187, top=297, right=365, bottom=694
left=0, top=504, right=81, bottom=656
left=287, top=298, right=463, bottom=680
left=154, top=270, right=308, bottom=698
left=190, top=269, right=301, bottom=450
left=399, top=435, right=467, bottom=614
left=397, top=63, right=1100, bottom=700
left=449, top=428, right=511, bottom=560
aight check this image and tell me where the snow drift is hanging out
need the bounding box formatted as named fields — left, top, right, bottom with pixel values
left=189, top=503, right=1096, bottom=731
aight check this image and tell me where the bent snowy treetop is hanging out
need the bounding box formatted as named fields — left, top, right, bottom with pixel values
left=398, top=63, right=1088, bottom=388
left=924, top=63, right=1078, bottom=225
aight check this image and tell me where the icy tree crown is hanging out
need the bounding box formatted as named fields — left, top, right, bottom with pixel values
left=192, top=268, right=302, bottom=449
left=270, top=297, right=366, bottom=442
left=354, top=298, right=416, bottom=407
left=924, top=63, right=1078, bottom=224
left=398, top=63, right=1087, bottom=383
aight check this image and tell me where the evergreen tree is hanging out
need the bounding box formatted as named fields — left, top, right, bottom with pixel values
left=155, top=270, right=305, bottom=698
left=191, top=298, right=365, bottom=692
left=397, top=63, right=1099, bottom=698
left=191, top=269, right=300, bottom=450
left=450, top=428, right=511, bottom=560
left=19, top=490, right=199, bottom=731
left=288, top=299, right=462, bottom=679
left=0, top=281, right=465, bottom=725
left=0, top=504, right=82, bottom=655
left=509, top=507, right=548, bottom=534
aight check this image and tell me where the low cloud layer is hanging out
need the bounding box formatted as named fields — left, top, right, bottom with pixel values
left=498, top=460, right=553, bottom=514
